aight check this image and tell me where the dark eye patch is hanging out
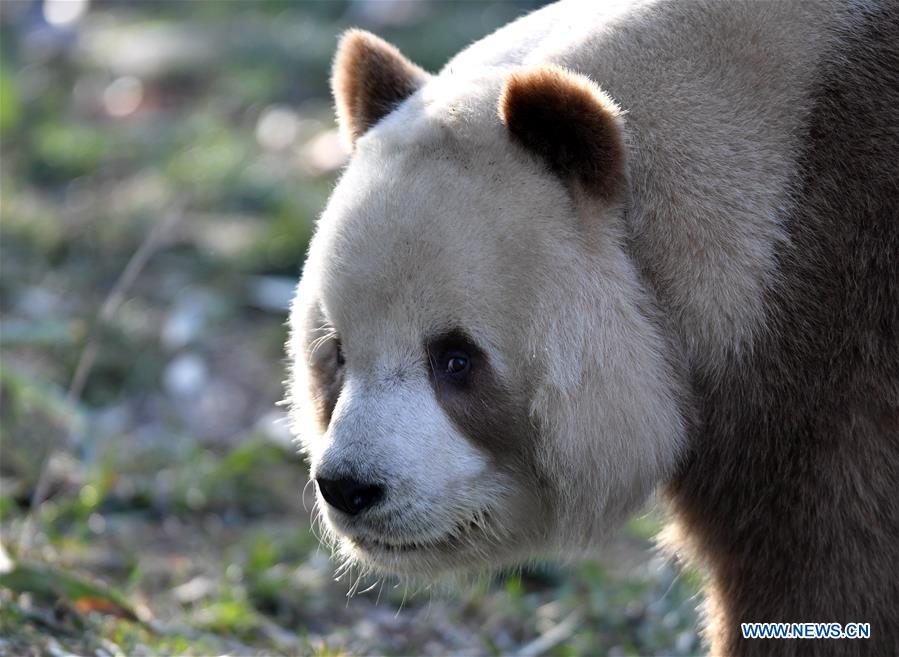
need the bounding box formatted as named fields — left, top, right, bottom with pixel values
left=425, top=328, right=537, bottom=467
left=305, top=319, right=344, bottom=432
left=335, top=339, right=346, bottom=367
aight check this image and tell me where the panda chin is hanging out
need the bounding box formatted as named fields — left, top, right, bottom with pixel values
left=342, top=511, right=497, bottom=574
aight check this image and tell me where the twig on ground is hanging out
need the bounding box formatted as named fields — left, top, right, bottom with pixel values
left=514, top=611, right=581, bottom=657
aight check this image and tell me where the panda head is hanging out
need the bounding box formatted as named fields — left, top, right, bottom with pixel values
left=287, top=31, right=686, bottom=578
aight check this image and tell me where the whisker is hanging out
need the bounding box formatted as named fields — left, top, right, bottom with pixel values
left=302, top=478, right=314, bottom=513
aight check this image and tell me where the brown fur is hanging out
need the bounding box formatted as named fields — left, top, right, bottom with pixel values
left=303, top=308, right=343, bottom=434
left=665, top=5, right=899, bottom=655
left=425, top=330, right=543, bottom=479
left=498, top=66, right=626, bottom=200
left=331, top=29, right=429, bottom=150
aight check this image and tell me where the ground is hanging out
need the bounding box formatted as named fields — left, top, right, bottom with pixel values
left=0, top=1, right=700, bottom=654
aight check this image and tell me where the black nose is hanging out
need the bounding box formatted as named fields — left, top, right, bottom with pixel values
left=315, top=477, right=383, bottom=515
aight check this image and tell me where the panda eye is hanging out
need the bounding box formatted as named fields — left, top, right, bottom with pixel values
left=335, top=339, right=345, bottom=367
left=427, top=330, right=481, bottom=387
left=442, top=350, right=470, bottom=378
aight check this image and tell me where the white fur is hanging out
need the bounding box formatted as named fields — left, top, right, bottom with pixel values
left=290, top=75, right=686, bottom=574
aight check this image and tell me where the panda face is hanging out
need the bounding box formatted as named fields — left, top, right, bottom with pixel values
left=287, top=81, right=687, bottom=579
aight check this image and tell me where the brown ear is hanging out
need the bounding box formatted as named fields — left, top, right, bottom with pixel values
left=499, top=66, right=626, bottom=199
left=331, top=29, right=430, bottom=150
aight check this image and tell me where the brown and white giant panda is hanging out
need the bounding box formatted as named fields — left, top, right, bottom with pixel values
left=287, top=1, right=899, bottom=654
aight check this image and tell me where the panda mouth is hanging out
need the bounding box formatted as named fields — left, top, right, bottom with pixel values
left=349, top=512, right=489, bottom=555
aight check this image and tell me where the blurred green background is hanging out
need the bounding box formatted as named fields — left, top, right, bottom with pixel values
left=0, top=1, right=700, bottom=655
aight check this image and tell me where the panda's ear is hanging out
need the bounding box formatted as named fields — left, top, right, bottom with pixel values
left=331, top=29, right=430, bottom=150
left=499, top=66, right=626, bottom=200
